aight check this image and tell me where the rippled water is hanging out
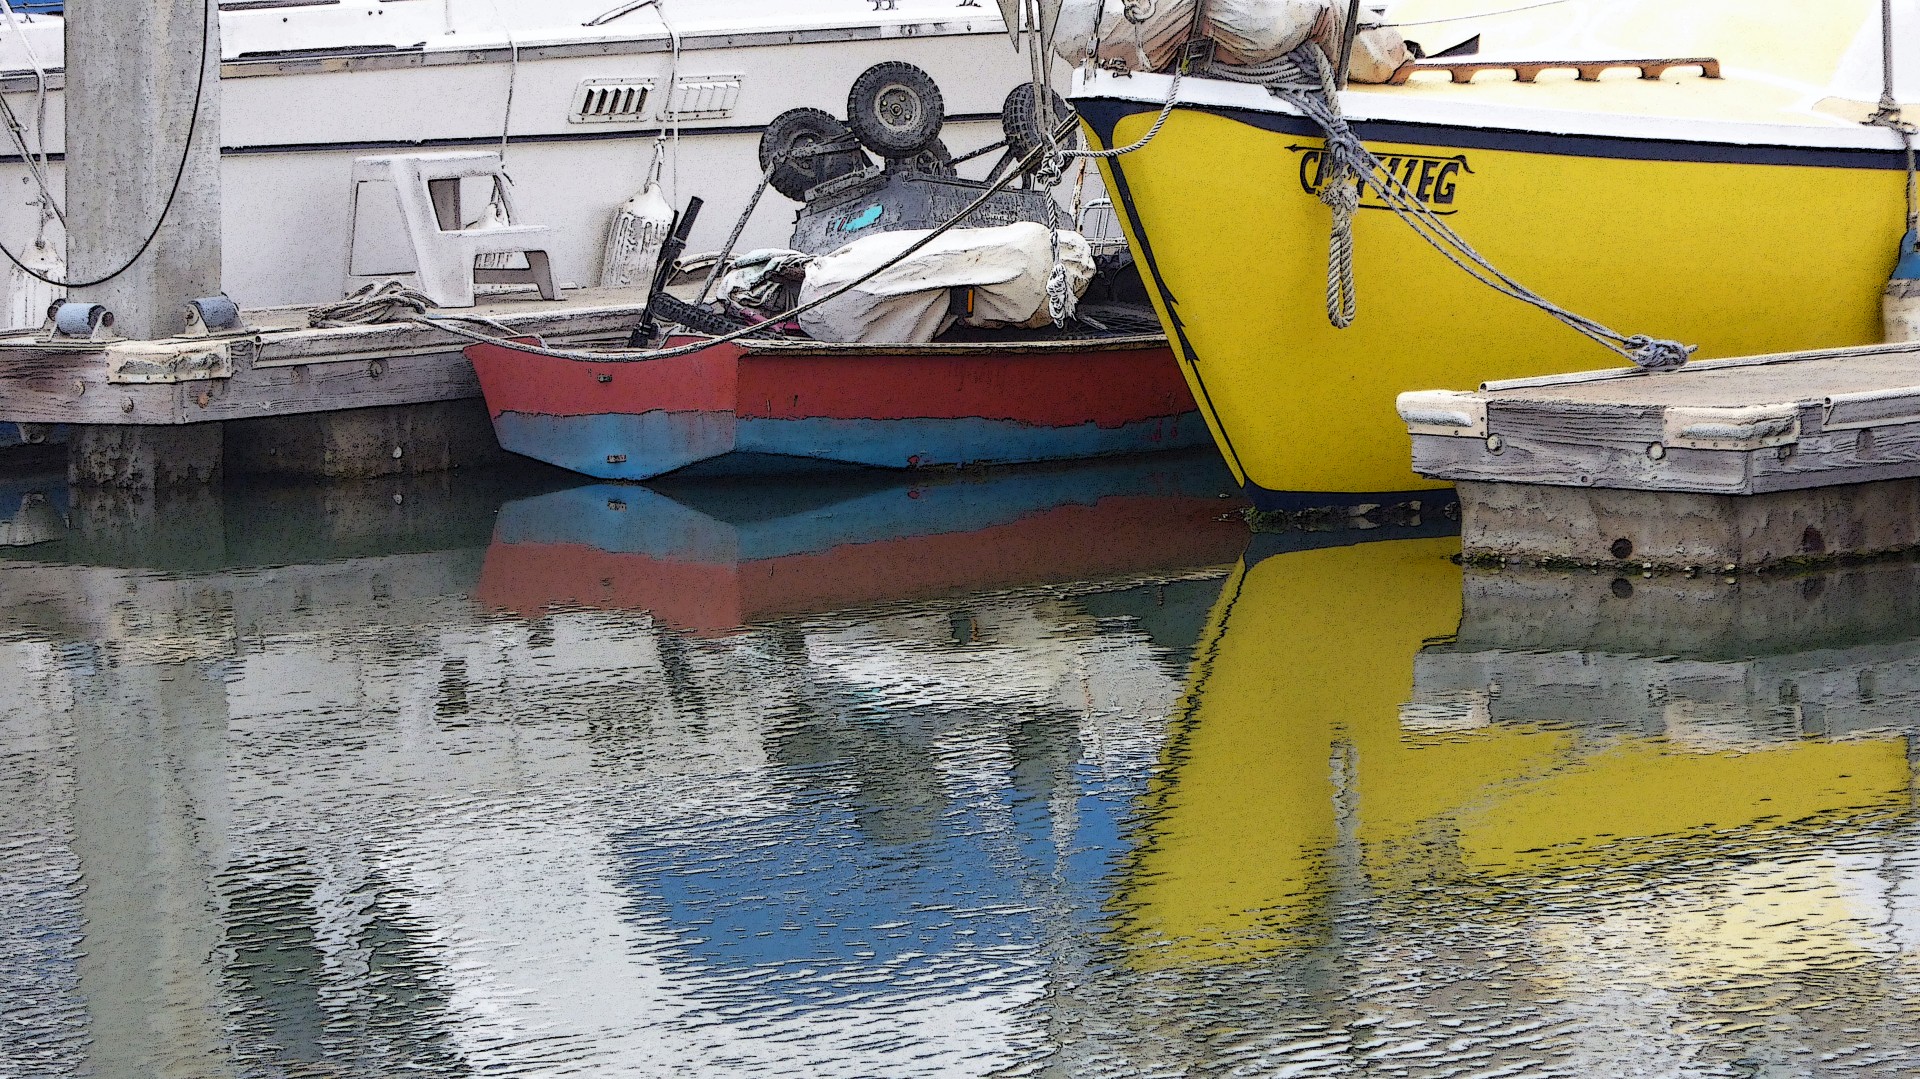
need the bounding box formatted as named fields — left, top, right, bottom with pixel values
left=3, top=453, right=1918, bottom=1078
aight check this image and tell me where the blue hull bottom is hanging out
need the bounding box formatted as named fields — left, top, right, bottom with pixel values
left=490, top=409, right=1210, bottom=481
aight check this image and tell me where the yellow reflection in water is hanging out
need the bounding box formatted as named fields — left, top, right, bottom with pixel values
left=1119, top=537, right=1913, bottom=972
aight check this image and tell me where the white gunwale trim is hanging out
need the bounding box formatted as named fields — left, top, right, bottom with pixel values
left=1071, top=69, right=1908, bottom=153
left=0, top=18, right=1003, bottom=88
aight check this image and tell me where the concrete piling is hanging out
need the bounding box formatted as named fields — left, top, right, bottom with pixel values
left=66, top=0, right=223, bottom=341
left=64, top=0, right=225, bottom=488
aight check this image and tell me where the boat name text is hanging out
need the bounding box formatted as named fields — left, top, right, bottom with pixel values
left=1292, top=148, right=1472, bottom=214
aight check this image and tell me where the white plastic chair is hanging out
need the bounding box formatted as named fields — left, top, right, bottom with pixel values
left=344, top=151, right=559, bottom=309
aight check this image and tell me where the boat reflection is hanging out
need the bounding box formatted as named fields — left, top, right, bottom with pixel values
left=8, top=463, right=1920, bottom=1076
left=1091, top=538, right=1920, bottom=1076
left=478, top=449, right=1249, bottom=635
left=0, top=459, right=1251, bottom=1077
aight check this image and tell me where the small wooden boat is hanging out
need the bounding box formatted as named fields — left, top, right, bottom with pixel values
left=465, top=329, right=1206, bottom=481
left=464, top=56, right=1205, bottom=482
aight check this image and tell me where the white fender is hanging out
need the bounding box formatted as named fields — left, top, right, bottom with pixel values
left=598, top=182, right=675, bottom=294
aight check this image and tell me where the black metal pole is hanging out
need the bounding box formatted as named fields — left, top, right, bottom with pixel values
left=635, top=196, right=704, bottom=344
left=1334, top=0, right=1362, bottom=89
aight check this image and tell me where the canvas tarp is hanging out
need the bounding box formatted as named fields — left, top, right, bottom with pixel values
left=797, top=223, right=1095, bottom=345
left=1055, top=0, right=1329, bottom=70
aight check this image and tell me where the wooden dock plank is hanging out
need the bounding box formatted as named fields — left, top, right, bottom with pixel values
left=0, top=286, right=648, bottom=428
left=1401, top=342, right=1920, bottom=568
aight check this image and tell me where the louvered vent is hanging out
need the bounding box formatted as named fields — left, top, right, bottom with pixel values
left=570, top=79, right=655, bottom=124
left=666, top=75, right=743, bottom=120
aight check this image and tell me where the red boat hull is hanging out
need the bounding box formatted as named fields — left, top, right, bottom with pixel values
left=465, top=335, right=1206, bottom=479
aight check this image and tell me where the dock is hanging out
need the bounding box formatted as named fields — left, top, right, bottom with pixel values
left=1399, top=342, right=1920, bottom=570
left=0, top=287, right=649, bottom=484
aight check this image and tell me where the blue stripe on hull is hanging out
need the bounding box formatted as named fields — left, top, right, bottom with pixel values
left=737, top=412, right=1210, bottom=469
left=490, top=409, right=1211, bottom=480
left=491, top=410, right=736, bottom=480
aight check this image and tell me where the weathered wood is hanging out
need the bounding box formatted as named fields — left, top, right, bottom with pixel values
left=1413, top=434, right=1752, bottom=494
left=0, top=287, right=648, bottom=427
left=1405, top=343, right=1920, bottom=499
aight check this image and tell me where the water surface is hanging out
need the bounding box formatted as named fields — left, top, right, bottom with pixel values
left=2, top=456, right=1917, bottom=1078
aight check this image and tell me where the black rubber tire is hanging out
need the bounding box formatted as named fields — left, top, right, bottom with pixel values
left=847, top=61, right=946, bottom=158
left=884, top=138, right=955, bottom=178
left=1001, top=83, right=1074, bottom=162
left=759, top=107, right=868, bottom=202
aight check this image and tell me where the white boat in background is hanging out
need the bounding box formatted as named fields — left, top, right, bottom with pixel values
left=0, top=0, right=1094, bottom=322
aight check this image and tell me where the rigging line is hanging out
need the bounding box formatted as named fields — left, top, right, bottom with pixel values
left=0, top=0, right=213, bottom=289
left=1865, top=0, right=1916, bottom=242
left=491, top=0, right=520, bottom=172
left=693, top=159, right=775, bottom=305
left=583, top=0, right=658, bottom=28
left=0, top=0, right=59, bottom=228
left=1382, top=0, right=1574, bottom=29
left=1879, top=0, right=1900, bottom=116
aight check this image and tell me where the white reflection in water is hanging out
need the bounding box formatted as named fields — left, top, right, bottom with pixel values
left=3, top=486, right=1920, bottom=1077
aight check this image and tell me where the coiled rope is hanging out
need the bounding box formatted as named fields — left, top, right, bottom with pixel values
left=309, top=282, right=435, bottom=328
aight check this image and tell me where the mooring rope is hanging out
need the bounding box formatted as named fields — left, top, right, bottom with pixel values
left=694, top=159, right=776, bottom=305
left=309, top=281, right=436, bottom=328
left=1273, top=43, right=1695, bottom=370
left=1867, top=0, right=1919, bottom=246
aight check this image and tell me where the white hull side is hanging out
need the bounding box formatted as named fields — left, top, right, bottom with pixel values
left=0, top=11, right=1082, bottom=315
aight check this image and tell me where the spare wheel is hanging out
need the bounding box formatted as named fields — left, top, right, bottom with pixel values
left=759, top=107, right=869, bottom=202
left=1001, top=83, right=1075, bottom=163
left=847, top=61, right=946, bottom=158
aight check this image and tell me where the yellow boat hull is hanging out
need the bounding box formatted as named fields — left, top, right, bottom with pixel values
left=1076, top=98, right=1909, bottom=505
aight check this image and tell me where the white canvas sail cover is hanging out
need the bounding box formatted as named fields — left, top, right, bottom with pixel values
left=798, top=223, right=1095, bottom=344
left=1055, top=0, right=1330, bottom=71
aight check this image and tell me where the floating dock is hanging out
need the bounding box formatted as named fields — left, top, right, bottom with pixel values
left=1399, top=342, right=1920, bottom=570
left=0, top=287, right=649, bottom=484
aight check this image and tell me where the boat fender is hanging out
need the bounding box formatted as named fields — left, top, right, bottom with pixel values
left=1885, top=228, right=1920, bottom=344
left=2, top=240, right=61, bottom=333
left=599, top=183, right=676, bottom=293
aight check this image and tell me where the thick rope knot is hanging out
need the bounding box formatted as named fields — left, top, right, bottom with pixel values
left=1625, top=336, right=1696, bottom=372
left=1047, top=261, right=1076, bottom=327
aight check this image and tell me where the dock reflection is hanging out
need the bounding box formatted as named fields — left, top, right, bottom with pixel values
left=1081, top=538, right=1920, bottom=1077
left=8, top=465, right=1920, bottom=1076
